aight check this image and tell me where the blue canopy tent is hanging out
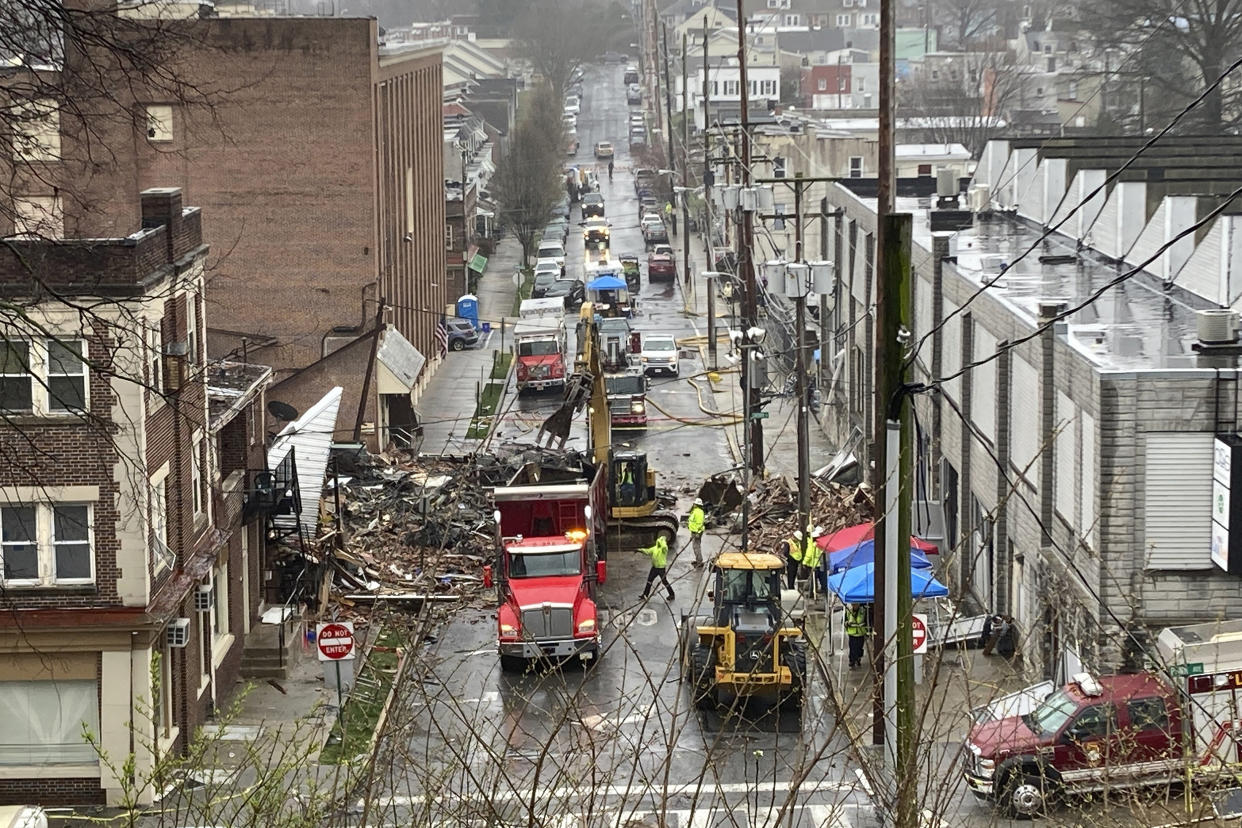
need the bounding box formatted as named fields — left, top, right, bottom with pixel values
left=828, top=540, right=933, bottom=575
left=587, top=275, right=627, bottom=290
left=826, top=562, right=949, bottom=603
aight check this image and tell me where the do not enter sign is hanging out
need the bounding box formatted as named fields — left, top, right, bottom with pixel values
left=317, top=621, right=356, bottom=661
left=911, top=613, right=929, bottom=655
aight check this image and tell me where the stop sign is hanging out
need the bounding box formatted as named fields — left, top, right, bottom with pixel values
left=316, top=621, right=356, bottom=661
left=911, top=613, right=929, bottom=655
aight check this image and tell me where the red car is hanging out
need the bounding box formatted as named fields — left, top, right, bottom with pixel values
left=647, top=244, right=676, bottom=281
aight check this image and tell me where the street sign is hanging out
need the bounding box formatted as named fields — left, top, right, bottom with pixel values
left=911, top=613, right=928, bottom=655
left=751, top=411, right=769, bottom=420
left=1169, top=662, right=1205, bottom=677
left=316, top=621, right=356, bottom=661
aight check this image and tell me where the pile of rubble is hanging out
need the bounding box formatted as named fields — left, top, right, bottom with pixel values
left=697, top=474, right=873, bottom=554
left=325, top=444, right=600, bottom=616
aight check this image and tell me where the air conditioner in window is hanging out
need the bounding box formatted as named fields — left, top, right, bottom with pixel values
left=195, top=578, right=214, bottom=612
left=163, top=341, right=189, bottom=392
left=167, top=618, right=191, bottom=648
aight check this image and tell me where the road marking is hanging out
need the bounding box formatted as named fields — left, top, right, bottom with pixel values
left=808, top=803, right=855, bottom=827
left=460, top=691, right=501, bottom=706
left=367, top=777, right=863, bottom=809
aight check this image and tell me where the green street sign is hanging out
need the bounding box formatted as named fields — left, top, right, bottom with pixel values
left=751, top=411, right=769, bottom=420
left=1169, top=662, right=1205, bottom=677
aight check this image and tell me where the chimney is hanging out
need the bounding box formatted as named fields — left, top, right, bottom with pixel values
left=140, top=187, right=184, bottom=262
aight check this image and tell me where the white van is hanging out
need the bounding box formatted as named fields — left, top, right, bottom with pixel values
left=536, top=240, right=566, bottom=268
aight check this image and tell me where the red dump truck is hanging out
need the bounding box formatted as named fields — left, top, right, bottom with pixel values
left=965, top=619, right=1242, bottom=817
left=483, top=477, right=608, bottom=672
left=513, top=316, right=567, bottom=393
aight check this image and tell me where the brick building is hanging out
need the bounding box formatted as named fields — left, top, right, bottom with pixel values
left=0, top=189, right=271, bottom=805
left=6, top=17, right=446, bottom=450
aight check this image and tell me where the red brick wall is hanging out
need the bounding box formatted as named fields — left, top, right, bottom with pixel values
left=0, top=777, right=105, bottom=807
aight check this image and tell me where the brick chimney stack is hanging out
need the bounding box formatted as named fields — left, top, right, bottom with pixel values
left=140, top=187, right=184, bottom=262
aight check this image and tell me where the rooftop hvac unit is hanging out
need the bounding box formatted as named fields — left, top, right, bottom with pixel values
left=981, top=254, right=1007, bottom=272
left=195, top=580, right=214, bottom=612
left=968, top=184, right=989, bottom=212
left=167, top=618, right=191, bottom=648
left=1198, top=308, right=1238, bottom=345
left=936, top=169, right=957, bottom=198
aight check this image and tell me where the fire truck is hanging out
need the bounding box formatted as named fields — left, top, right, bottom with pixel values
left=483, top=474, right=607, bottom=672
left=965, top=618, right=1242, bottom=817
left=513, top=318, right=567, bottom=393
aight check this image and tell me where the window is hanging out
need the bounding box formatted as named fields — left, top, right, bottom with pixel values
left=760, top=79, right=777, bottom=96
left=445, top=223, right=454, bottom=249
left=783, top=13, right=800, bottom=25
left=1127, top=697, right=1170, bottom=733
left=52, top=505, right=90, bottom=580
left=843, top=0, right=853, bottom=7
left=148, top=324, right=163, bottom=398
left=191, top=432, right=204, bottom=516
left=212, top=562, right=229, bottom=641
left=0, top=338, right=88, bottom=415
left=711, top=80, right=719, bottom=96
left=145, top=104, right=173, bottom=142
left=1067, top=80, right=1079, bottom=99
left=0, top=679, right=100, bottom=764
left=836, top=13, right=852, bottom=25
left=860, top=12, right=878, bottom=25
left=918, top=164, right=933, bottom=176
left=0, top=503, right=94, bottom=586
left=1036, top=86, right=1045, bottom=96
left=849, top=156, right=863, bottom=177
left=1068, top=704, right=1116, bottom=740
left=931, top=69, right=940, bottom=80
left=723, top=80, right=739, bottom=96
left=1044, top=43, right=1053, bottom=54
left=47, top=339, right=85, bottom=412
left=0, top=340, right=31, bottom=413
left=12, top=195, right=63, bottom=238
left=773, top=157, right=786, bottom=178
left=151, top=477, right=171, bottom=574
left=185, top=292, right=199, bottom=365
left=856, top=77, right=866, bottom=92
left=0, top=507, right=37, bottom=581
left=11, top=100, right=59, bottom=161
left=818, top=78, right=828, bottom=91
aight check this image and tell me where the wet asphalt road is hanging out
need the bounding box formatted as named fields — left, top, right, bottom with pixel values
left=372, top=64, right=868, bottom=826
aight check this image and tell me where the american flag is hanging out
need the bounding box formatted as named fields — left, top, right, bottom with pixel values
left=435, top=314, right=449, bottom=357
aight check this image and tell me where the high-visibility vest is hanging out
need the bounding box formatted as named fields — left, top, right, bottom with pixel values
left=640, top=536, right=669, bottom=568
left=803, top=542, right=823, bottom=570
left=687, top=506, right=705, bottom=535
left=845, top=606, right=869, bottom=637
left=786, top=537, right=804, bottom=562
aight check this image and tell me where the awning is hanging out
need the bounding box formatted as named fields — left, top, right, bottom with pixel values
left=376, top=328, right=426, bottom=394
left=468, top=253, right=488, bottom=272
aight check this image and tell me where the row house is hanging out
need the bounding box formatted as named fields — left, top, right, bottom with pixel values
left=443, top=105, right=498, bottom=297
left=0, top=189, right=271, bottom=806
left=12, top=16, right=446, bottom=454
left=821, top=135, right=1242, bottom=682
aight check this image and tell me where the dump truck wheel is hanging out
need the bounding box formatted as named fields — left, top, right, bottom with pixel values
left=1001, top=770, right=1054, bottom=818
left=689, top=644, right=716, bottom=710
left=499, top=655, right=527, bottom=674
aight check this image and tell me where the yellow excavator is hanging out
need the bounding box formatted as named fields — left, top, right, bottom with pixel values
left=539, top=303, right=678, bottom=545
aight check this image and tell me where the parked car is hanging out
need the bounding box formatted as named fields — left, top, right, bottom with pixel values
left=641, top=215, right=668, bottom=245
left=534, top=258, right=562, bottom=280
left=563, top=113, right=577, bottom=132
left=624, top=66, right=639, bottom=85
left=543, top=221, right=569, bottom=244
left=543, top=277, right=586, bottom=310
left=582, top=192, right=606, bottom=219
left=641, top=334, right=679, bottom=376
left=531, top=270, right=562, bottom=299
left=564, top=95, right=581, bottom=115
left=626, top=84, right=642, bottom=105
left=553, top=198, right=571, bottom=220
left=594, top=141, right=614, bottom=159
left=446, top=318, right=479, bottom=351
left=537, top=239, right=566, bottom=267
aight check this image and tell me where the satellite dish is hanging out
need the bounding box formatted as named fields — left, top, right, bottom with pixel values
left=267, top=400, right=299, bottom=422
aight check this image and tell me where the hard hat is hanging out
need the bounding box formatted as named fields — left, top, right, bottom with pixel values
left=693, top=497, right=704, bottom=506
left=792, top=530, right=803, bottom=540
left=811, top=525, right=825, bottom=537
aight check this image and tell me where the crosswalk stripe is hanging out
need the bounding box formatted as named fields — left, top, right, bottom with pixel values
left=808, top=803, right=853, bottom=827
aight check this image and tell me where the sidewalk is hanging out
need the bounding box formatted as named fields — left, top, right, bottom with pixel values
left=416, top=233, right=523, bottom=454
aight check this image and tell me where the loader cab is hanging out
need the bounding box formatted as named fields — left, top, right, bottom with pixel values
left=714, top=556, right=784, bottom=626
left=611, top=450, right=649, bottom=507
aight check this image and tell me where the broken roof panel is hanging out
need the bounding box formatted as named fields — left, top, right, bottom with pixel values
left=269, top=386, right=343, bottom=532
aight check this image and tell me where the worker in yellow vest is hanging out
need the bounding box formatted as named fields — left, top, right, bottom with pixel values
left=785, top=528, right=809, bottom=589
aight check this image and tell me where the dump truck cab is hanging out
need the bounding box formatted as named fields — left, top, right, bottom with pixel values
left=484, top=482, right=605, bottom=672
left=605, top=369, right=648, bottom=428
left=680, top=552, right=806, bottom=711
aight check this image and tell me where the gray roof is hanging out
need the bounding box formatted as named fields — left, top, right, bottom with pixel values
left=377, top=328, right=426, bottom=389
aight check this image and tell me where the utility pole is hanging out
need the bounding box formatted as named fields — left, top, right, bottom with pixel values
left=662, top=23, right=675, bottom=179
left=793, top=174, right=811, bottom=557
left=682, top=31, right=692, bottom=300
left=872, top=0, right=898, bottom=755
left=736, top=0, right=763, bottom=475
left=703, top=17, right=717, bottom=368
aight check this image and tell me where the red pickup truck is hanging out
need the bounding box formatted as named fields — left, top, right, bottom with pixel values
left=647, top=244, right=676, bottom=282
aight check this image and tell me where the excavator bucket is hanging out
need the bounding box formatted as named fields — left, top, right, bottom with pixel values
left=537, top=372, right=592, bottom=449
